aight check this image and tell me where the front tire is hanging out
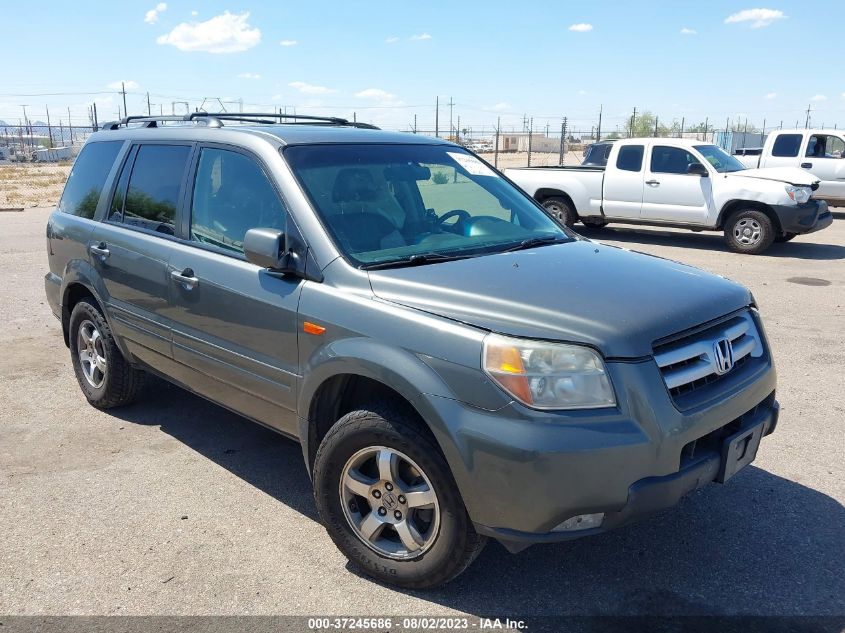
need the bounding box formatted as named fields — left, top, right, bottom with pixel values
left=541, top=196, right=576, bottom=227
left=68, top=299, right=145, bottom=409
left=724, top=209, right=775, bottom=254
left=313, top=407, right=486, bottom=589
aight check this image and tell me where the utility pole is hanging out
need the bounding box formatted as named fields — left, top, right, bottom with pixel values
left=93, top=102, right=98, bottom=130
left=805, top=103, right=811, bottom=129
left=596, top=104, right=602, bottom=142
left=527, top=117, right=533, bottom=167
left=680, top=117, right=685, bottom=138
left=121, top=82, right=128, bottom=117
left=447, top=97, right=454, bottom=139
left=629, top=107, right=637, bottom=137
left=46, top=105, right=53, bottom=148
left=67, top=107, right=72, bottom=145
left=456, top=115, right=461, bottom=144
left=703, top=116, right=709, bottom=141
left=58, top=119, right=64, bottom=148
left=558, top=118, right=565, bottom=165
left=435, top=96, right=439, bottom=138
left=413, top=114, right=417, bottom=134
left=762, top=118, right=766, bottom=136
left=494, top=116, right=500, bottom=169
left=653, top=116, right=659, bottom=137
left=146, top=92, right=151, bottom=116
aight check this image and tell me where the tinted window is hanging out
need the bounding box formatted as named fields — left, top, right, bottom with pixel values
left=123, top=145, right=191, bottom=235
left=650, top=146, right=702, bottom=174
left=616, top=145, right=644, bottom=171
left=107, top=147, right=136, bottom=222
left=772, top=134, right=802, bottom=157
left=190, top=148, right=286, bottom=254
left=806, top=135, right=845, bottom=158
left=58, top=141, right=123, bottom=219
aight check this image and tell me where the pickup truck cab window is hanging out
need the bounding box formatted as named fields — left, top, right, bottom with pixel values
left=806, top=135, right=845, bottom=159
left=58, top=141, right=123, bottom=219
left=694, top=145, right=746, bottom=173
left=616, top=145, right=644, bottom=171
left=649, top=146, right=703, bottom=175
left=190, top=147, right=286, bottom=255
left=771, top=133, right=803, bottom=157
left=284, top=143, right=568, bottom=267
left=123, top=145, right=192, bottom=236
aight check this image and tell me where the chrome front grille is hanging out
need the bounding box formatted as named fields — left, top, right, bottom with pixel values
left=654, top=311, right=764, bottom=401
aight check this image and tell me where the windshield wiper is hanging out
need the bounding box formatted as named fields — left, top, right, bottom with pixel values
left=362, top=251, right=475, bottom=270
left=499, top=235, right=569, bottom=253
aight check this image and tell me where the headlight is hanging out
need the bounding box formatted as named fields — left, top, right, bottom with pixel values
left=785, top=185, right=811, bottom=204
left=482, top=333, right=616, bottom=410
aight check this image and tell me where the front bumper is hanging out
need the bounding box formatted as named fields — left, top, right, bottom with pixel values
left=772, top=199, right=831, bottom=235
left=413, top=342, right=777, bottom=551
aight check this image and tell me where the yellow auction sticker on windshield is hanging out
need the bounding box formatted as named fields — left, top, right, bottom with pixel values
left=447, top=152, right=497, bottom=177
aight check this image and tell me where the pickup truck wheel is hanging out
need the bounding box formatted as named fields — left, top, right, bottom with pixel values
left=724, top=209, right=775, bottom=254
left=68, top=299, right=146, bottom=409
left=541, top=196, right=576, bottom=227
left=581, top=217, right=608, bottom=228
left=775, top=232, right=798, bottom=243
left=313, top=407, right=486, bottom=589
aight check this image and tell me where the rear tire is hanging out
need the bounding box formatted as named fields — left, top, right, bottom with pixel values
left=775, top=232, right=797, bottom=243
left=581, top=217, right=608, bottom=228
left=313, top=406, right=486, bottom=589
left=68, top=299, right=146, bottom=409
left=724, top=209, right=775, bottom=254
left=540, top=196, right=576, bottom=227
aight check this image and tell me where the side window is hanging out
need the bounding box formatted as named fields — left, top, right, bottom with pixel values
left=58, top=141, right=123, bottom=219
left=616, top=145, right=644, bottom=172
left=190, top=148, right=286, bottom=254
left=650, top=146, right=702, bottom=174
left=771, top=134, right=802, bottom=158
left=123, top=145, right=191, bottom=236
left=807, top=135, right=845, bottom=158
left=108, top=146, right=137, bottom=222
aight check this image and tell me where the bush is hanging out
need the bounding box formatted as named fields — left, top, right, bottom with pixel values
left=432, top=171, right=449, bottom=185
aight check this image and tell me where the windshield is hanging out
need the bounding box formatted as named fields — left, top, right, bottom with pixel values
left=694, top=144, right=747, bottom=173
left=284, top=143, right=571, bottom=267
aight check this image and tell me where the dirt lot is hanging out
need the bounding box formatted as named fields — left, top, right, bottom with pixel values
left=0, top=163, right=71, bottom=208
left=0, top=206, right=843, bottom=618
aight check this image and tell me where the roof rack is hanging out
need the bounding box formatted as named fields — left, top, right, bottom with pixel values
left=101, top=112, right=380, bottom=131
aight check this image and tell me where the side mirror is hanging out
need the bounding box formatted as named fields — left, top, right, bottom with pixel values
left=244, top=227, right=287, bottom=270
left=687, top=163, right=709, bottom=177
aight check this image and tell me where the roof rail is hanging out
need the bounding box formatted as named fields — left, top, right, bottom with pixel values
left=101, top=112, right=379, bottom=131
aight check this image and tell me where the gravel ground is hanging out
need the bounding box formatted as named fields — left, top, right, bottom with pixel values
left=0, top=207, right=842, bottom=618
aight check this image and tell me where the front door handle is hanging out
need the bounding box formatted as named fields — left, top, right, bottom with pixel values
left=171, top=268, right=199, bottom=290
left=801, top=162, right=813, bottom=169
left=645, top=180, right=660, bottom=186
left=89, top=242, right=110, bottom=260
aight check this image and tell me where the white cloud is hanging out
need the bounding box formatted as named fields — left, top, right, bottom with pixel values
left=724, top=8, right=786, bottom=28
left=191, top=10, right=198, bottom=16
left=156, top=11, right=261, bottom=53
left=107, top=80, right=140, bottom=90
left=764, top=92, right=777, bottom=99
left=811, top=94, right=827, bottom=102
left=237, top=72, right=261, bottom=79
left=569, top=23, right=593, bottom=32
left=385, top=36, right=399, bottom=43
left=279, top=39, right=298, bottom=47
left=680, top=27, right=697, bottom=35
left=410, top=32, right=432, bottom=40
left=289, top=81, right=337, bottom=95
left=144, top=2, right=167, bottom=24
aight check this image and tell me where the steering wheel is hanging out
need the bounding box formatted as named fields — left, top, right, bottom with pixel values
left=436, top=209, right=471, bottom=231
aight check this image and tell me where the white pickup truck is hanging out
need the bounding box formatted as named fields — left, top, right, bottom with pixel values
left=505, top=138, right=832, bottom=254
left=734, top=129, right=845, bottom=206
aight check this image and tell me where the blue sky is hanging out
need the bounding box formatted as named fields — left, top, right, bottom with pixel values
left=1, top=1, right=843, bottom=134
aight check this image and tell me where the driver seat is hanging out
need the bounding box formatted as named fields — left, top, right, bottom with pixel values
left=328, top=169, right=406, bottom=252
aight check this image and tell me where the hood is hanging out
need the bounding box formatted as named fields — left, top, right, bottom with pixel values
left=730, top=166, right=819, bottom=187
left=367, top=240, right=751, bottom=358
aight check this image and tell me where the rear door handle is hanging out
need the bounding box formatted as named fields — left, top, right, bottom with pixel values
left=645, top=180, right=660, bottom=186
left=171, top=268, right=199, bottom=290
left=801, top=162, right=813, bottom=168
left=89, top=242, right=110, bottom=260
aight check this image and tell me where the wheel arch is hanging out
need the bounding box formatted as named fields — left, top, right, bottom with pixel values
left=717, top=199, right=782, bottom=233
left=533, top=188, right=579, bottom=219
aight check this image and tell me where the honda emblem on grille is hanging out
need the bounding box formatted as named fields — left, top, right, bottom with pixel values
left=713, top=338, right=734, bottom=375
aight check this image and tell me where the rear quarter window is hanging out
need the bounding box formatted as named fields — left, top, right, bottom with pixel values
left=771, top=134, right=803, bottom=158
left=616, top=145, right=644, bottom=172
left=58, top=141, right=123, bottom=219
